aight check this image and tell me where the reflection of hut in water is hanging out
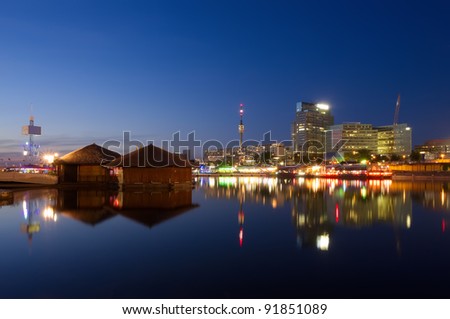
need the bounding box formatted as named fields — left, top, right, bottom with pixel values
left=0, top=191, right=13, bottom=206
left=113, top=189, right=197, bottom=228
left=56, top=189, right=117, bottom=226
left=106, top=144, right=192, bottom=189
left=53, top=188, right=197, bottom=229
left=55, top=143, right=120, bottom=184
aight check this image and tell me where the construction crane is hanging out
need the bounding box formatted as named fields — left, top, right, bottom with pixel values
left=393, top=94, right=401, bottom=125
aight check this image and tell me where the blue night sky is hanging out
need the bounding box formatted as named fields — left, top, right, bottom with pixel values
left=0, top=0, right=449, bottom=157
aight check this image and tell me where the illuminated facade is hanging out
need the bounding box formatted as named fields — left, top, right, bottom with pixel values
left=291, top=102, right=334, bottom=154
left=326, top=122, right=377, bottom=159
left=415, top=138, right=450, bottom=160
left=375, top=124, right=412, bottom=157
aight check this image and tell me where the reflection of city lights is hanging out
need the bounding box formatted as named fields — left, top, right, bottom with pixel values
left=316, top=234, right=330, bottom=251
left=22, top=200, right=28, bottom=219
left=208, top=177, right=215, bottom=188
left=43, top=206, right=57, bottom=222
left=360, top=186, right=367, bottom=199
left=406, top=215, right=411, bottom=229
left=239, top=227, right=244, bottom=247
left=442, top=190, right=445, bottom=207
left=218, top=177, right=237, bottom=187
left=312, top=178, right=320, bottom=192
left=298, top=214, right=305, bottom=226
left=271, top=198, right=277, bottom=209
left=335, top=204, right=340, bottom=223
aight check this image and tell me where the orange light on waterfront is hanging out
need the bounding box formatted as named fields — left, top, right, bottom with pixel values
left=43, top=153, right=56, bottom=164
left=271, top=198, right=277, bottom=209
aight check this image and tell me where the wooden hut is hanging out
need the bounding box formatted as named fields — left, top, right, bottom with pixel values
left=106, top=144, right=192, bottom=188
left=55, top=143, right=120, bottom=184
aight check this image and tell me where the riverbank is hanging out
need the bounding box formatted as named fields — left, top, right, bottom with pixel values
left=0, top=172, right=58, bottom=185
left=392, top=171, right=450, bottom=181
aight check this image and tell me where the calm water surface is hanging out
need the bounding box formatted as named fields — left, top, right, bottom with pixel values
left=1, top=177, right=450, bottom=298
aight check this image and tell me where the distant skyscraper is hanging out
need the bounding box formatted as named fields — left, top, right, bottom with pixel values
left=291, top=102, right=334, bottom=155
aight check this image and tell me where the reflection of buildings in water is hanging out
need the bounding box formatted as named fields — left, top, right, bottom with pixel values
left=115, top=190, right=196, bottom=228
left=391, top=181, right=450, bottom=234
left=328, top=184, right=412, bottom=229
left=399, top=182, right=450, bottom=212
left=20, top=197, right=41, bottom=242
left=292, top=181, right=413, bottom=253
left=238, top=195, right=244, bottom=247
left=55, top=188, right=196, bottom=229
left=13, top=189, right=58, bottom=242
left=0, top=191, right=13, bottom=207
left=56, top=189, right=116, bottom=226
left=198, top=176, right=296, bottom=208
left=291, top=189, right=333, bottom=251
left=198, top=177, right=427, bottom=251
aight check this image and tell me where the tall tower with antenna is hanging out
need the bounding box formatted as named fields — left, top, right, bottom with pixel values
left=238, top=103, right=244, bottom=150
left=22, top=115, right=42, bottom=158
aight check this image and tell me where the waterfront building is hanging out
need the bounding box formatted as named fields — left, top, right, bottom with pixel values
left=107, top=144, right=192, bottom=189
left=291, top=102, right=334, bottom=157
left=55, top=143, right=120, bottom=184
left=326, top=122, right=377, bottom=160
left=375, top=124, right=412, bottom=157
left=203, top=145, right=264, bottom=165
left=415, top=138, right=450, bottom=160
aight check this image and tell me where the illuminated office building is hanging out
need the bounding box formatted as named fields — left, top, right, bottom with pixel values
left=376, top=124, right=412, bottom=157
left=291, top=102, right=334, bottom=155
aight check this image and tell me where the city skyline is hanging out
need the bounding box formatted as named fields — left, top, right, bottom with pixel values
left=1, top=1, right=449, bottom=157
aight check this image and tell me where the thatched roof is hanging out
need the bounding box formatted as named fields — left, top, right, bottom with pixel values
left=56, top=143, right=120, bottom=165
left=106, top=144, right=192, bottom=168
